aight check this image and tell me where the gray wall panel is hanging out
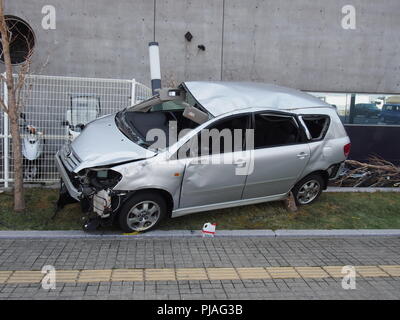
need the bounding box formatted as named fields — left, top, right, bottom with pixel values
left=155, top=0, right=223, bottom=85
left=222, top=0, right=400, bottom=92
left=2, top=0, right=400, bottom=93
left=4, top=0, right=154, bottom=84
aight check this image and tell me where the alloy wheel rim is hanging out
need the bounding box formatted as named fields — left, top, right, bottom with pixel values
left=297, top=179, right=320, bottom=204
left=127, top=201, right=160, bottom=231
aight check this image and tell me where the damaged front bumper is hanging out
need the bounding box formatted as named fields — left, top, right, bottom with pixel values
left=55, top=151, right=81, bottom=200
left=55, top=151, right=124, bottom=225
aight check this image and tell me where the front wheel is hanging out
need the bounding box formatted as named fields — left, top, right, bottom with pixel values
left=292, top=174, right=324, bottom=206
left=118, top=192, right=167, bottom=232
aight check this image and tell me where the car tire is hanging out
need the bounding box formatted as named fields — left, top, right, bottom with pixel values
left=118, top=192, right=167, bottom=233
left=292, top=174, right=324, bottom=206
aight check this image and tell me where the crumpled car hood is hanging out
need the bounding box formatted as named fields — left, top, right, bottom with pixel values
left=71, top=113, right=155, bottom=171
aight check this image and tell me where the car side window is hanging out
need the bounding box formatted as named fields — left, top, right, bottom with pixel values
left=301, top=115, right=330, bottom=141
left=198, top=115, right=250, bottom=156
left=254, top=114, right=301, bottom=149
left=177, top=114, right=250, bottom=158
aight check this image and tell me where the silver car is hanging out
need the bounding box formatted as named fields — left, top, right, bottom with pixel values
left=56, top=81, right=351, bottom=232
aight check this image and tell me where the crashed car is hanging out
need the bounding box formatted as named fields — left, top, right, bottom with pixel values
left=55, top=81, right=350, bottom=232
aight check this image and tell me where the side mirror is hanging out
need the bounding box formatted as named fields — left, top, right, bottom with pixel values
left=20, top=112, right=26, bottom=120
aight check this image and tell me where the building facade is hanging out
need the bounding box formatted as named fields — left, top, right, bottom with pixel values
left=2, top=0, right=400, bottom=162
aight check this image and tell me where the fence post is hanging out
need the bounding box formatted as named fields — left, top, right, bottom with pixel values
left=131, top=78, right=136, bottom=106
left=3, top=73, right=9, bottom=188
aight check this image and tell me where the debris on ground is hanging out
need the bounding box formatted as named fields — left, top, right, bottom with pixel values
left=284, top=191, right=298, bottom=212
left=202, top=222, right=217, bottom=237
left=335, top=156, right=400, bottom=187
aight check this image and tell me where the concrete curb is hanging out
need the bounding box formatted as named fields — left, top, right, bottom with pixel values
left=274, top=229, right=400, bottom=237
left=325, top=187, right=400, bottom=192
left=0, top=229, right=399, bottom=239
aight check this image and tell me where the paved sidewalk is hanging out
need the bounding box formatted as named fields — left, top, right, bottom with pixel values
left=0, top=236, right=399, bottom=299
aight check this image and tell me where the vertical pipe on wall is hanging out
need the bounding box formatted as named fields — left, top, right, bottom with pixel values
left=153, top=0, right=156, bottom=42
left=3, top=74, right=9, bottom=188
left=149, top=42, right=161, bottom=94
left=220, top=0, right=225, bottom=81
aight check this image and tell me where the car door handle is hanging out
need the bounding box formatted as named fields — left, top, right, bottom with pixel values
left=233, top=159, right=247, bottom=167
left=296, top=152, right=308, bottom=159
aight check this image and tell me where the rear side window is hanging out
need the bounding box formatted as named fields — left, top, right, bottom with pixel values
left=254, top=114, right=300, bottom=149
left=302, top=115, right=330, bottom=140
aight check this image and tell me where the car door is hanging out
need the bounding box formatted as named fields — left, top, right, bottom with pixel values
left=179, top=114, right=251, bottom=208
left=242, top=112, right=311, bottom=199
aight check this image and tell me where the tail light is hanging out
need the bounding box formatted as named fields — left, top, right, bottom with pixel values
left=344, top=143, right=351, bottom=157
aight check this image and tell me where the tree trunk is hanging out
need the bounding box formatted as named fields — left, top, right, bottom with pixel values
left=8, top=108, right=25, bottom=211
left=0, top=1, right=25, bottom=211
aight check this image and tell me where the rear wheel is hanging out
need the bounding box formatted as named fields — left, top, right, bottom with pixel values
left=118, top=192, right=167, bottom=232
left=292, top=174, right=324, bottom=206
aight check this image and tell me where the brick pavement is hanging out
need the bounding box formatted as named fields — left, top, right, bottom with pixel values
left=0, top=236, right=399, bottom=299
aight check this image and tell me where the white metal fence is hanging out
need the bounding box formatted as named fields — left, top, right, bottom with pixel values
left=0, top=74, right=152, bottom=186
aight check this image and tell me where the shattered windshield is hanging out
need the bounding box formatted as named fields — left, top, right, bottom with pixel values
left=115, top=88, right=204, bottom=150
left=115, top=110, right=152, bottom=149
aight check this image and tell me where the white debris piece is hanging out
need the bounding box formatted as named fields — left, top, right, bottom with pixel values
left=93, top=190, right=111, bottom=217
left=202, top=222, right=217, bottom=237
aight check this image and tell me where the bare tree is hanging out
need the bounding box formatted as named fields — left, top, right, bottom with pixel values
left=0, top=0, right=33, bottom=211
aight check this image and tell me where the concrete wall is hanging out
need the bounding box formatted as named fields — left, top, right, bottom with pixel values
left=155, top=0, right=224, bottom=85
left=222, top=0, right=400, bottom=93
left=3, top=0, right=400, bottom=93
left=3, top=0, right=154, bottom=83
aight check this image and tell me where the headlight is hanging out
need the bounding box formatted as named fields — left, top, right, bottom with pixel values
left=87, top=169, right=122, bottom=189
left=96, top=170, right=109, bottom=179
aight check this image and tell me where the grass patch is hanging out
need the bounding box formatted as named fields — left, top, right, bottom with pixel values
left=0, top=189, right=82, bottom=230
left=0, top=188, right=400, bottom=230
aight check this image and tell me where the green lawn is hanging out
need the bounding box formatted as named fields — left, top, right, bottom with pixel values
left=0, top=188, right=400, bottom=231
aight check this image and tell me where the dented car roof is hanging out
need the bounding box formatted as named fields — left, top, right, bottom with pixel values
left=183, top=81, right=331, bottom=117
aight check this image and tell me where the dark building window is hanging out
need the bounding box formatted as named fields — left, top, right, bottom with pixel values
left=309, top=92, right=400, bottom=127
left=0, top=15, right=35, bottom=65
